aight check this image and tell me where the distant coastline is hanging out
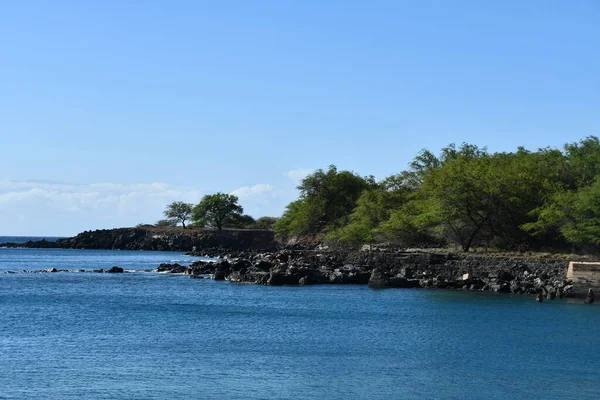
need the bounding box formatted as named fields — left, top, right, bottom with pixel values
left=0, top=227, right=276, bottom=252
left=0, top=236, right=64, bottom=245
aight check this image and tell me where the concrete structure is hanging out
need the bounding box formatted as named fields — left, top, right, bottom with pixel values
left=567, top=262, right=600, bottom=295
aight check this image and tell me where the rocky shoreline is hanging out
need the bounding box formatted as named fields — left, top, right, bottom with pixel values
left=159, top=250, right=578, bottom=299
left=1, top=228, right=592, bottom=299
left=3, top=248, right=587, bottom=299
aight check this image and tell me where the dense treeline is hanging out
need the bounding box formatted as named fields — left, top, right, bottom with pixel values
left=275, top=137, right=600, bottom=253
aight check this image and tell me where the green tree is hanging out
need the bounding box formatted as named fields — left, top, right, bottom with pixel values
left=192, top=193, right=243, bottom=231
left=482, top=148, right=566, bottom=249
left=396, top=144, right=494, bottom=252
left=563, top=136, right=600, bottom=188
left=269, top=138, right=600, bottom=252
left=253, top=216, right=279, bottom=230
left=520, top=139, right=600, bottom=249
left=274, top=200, right=308, bottom=235
left=329, top=183, right=409, bottom=245
left=378, top=198, right=439, bottom=247
left=551, top=181, right=600, bottom=247
left=523, top=177, right=600, bottom=249
left=275, top=165, right=375, bottom=235
left=164, top=201, right=193, bottom=228
left=398, top=143, right=569, bottom=251
left=222, top=214, right=256, bottom=229
left=420, top=157, right=491, bottom=251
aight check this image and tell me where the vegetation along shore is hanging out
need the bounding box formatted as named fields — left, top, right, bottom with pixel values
left=4, top=137, right=600, bottom=299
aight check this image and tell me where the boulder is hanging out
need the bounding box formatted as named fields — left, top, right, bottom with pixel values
left=188, top=261, right=215, bottom=275
left=107, top=266, right=124, bottom=273
left=254, top=260, right=274, bottom=271
left=368, top=268, right=389, bottom=288
left=497, top=270, right=515, bottom=282
left=212, top=260, right=230, bottom=280
left=275, top=252, right=290, bottom=263
left=267, top=271, right=298, bottom=286
left=400, top=267, right=413, bottom=279
left=329, top=268, right=370, bottom=284
left=47, top=267, right=57, bottom=273
left=490, top=282, right=511, bottom=293
left=230, top=259, right=252, bottom=271
left=562, top=285, right=574, bottom=298
left=390, top=277, right=421, bottom=288
left=510, top=281, right=522, bottom=294
left=368, top=269, right=420, bottom=288
left=297, top=268, right=329, bottom=285
left=226, top=270, right=247, bottom=283
left=157, top=263, right=186, bottom=273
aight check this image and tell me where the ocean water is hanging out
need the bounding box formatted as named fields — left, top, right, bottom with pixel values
left=0, top=247, right=200, bottom=273
left=0, top=248, right=599, bottom=399
left=0, top=236, right=63, bottom=244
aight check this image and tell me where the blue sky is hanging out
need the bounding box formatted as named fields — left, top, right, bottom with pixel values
left=1, top=0, right=599, bottom=236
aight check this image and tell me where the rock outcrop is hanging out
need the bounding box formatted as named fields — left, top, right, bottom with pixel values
left=161, top=250, right=575, bottom=297
left=1, top=227, right=277, bottom=252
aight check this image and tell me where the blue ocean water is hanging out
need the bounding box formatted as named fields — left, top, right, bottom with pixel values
left=0, top=247, right=199, bottom=273
left=0, top=248, right=599, bottom=399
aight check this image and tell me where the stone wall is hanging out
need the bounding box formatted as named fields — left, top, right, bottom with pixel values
left=567, top=262, right=600, bottom=295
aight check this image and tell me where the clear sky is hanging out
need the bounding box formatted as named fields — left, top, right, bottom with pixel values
left=1, top=0, right=599, bottom=236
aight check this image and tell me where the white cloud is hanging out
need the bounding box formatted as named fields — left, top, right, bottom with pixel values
left=230, top=184, right=274, bottom=198
left=287, top=168, right=314, bottom=182
left=229, top=184, right=281, bottom=217
left=0, top=178, right=302, bottom=235
left=0, top=180, right=202, bottom=236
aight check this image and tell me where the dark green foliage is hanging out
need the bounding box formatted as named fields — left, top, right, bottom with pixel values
left=378, top=200, right=438, bottom=247
left=554, top=180, right=600, bottom=247
left=329, top=183, right=409, bottom=246
left=276, top=137, right=600, bottom=253
left=222, top=214, right=256, bottom=229
left=563, top=136, right=600, bottom=188
left=416, top=150, right=493, bottom=251
left=524, top=178, right=600, bottom=250
left=164, top=201, right=193, bottom=228
left=274, top=200, right=307, bottom=235
left=274, top=165, right=376, bottom=236
left=252, top=216, right=279, bottom=230
left=192, top=193, right=243, bottom=231
left=522, top=137, right=600, bottom=250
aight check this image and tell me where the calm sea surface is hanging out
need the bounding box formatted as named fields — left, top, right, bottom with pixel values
left=1, top=245, right=599, bottom=399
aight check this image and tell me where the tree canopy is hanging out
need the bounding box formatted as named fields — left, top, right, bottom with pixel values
left=192, top=193, right=243, bottom=231
left=274, top=165, right=376, bottom=236
left=163, top=201, right=193, bottom=228
left=221, top=214, right=255, bottom=229
left=274, top=137, right=600, bottom=253
left=253, top=216, right=279, bottom=230
left=157, top=137, right=600, bottom=253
